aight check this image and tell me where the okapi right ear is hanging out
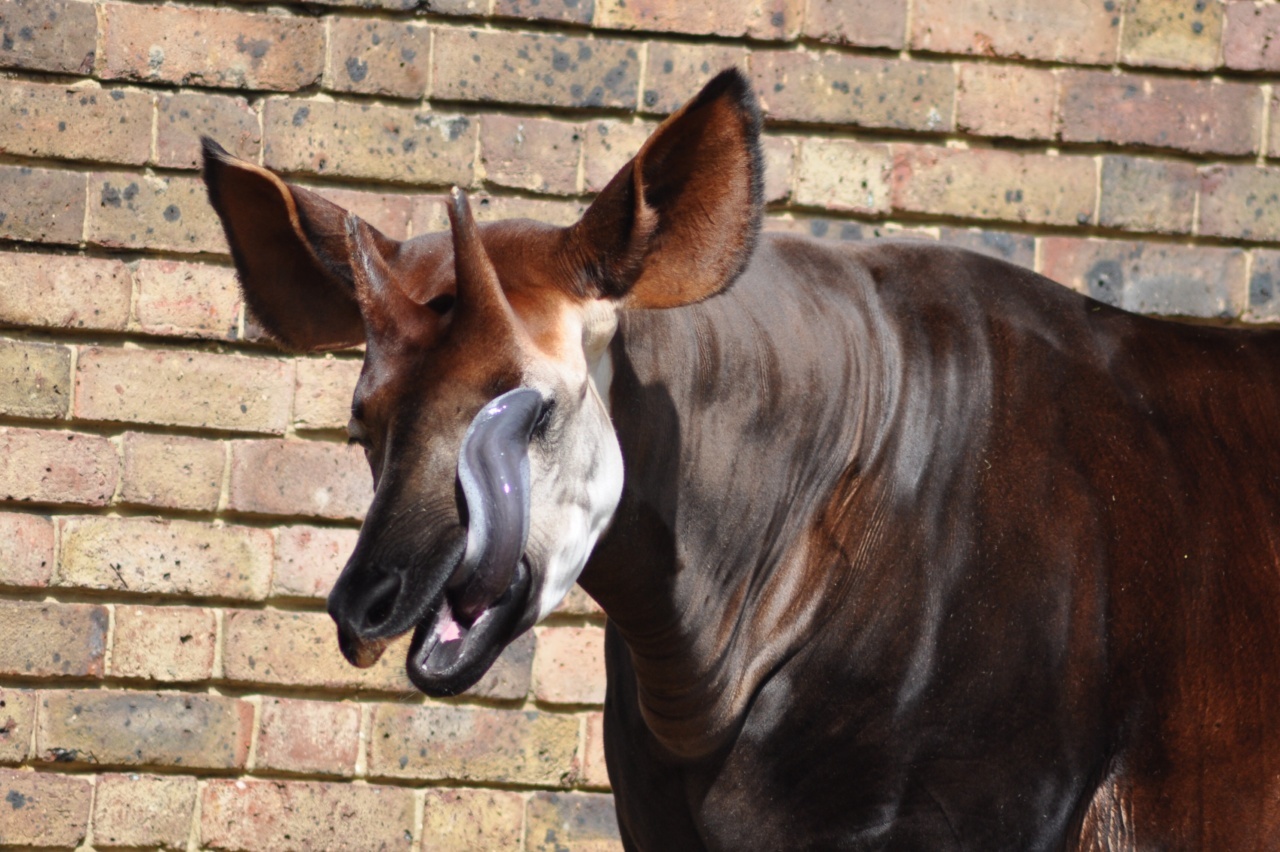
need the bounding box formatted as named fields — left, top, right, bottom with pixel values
left=201, top=138, right=365, bottom=351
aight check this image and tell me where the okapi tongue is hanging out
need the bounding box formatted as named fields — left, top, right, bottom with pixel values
left=451, top=387, right=542, bottom=622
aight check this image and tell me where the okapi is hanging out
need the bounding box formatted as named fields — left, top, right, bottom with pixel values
left=202, top=70, right=1280, bottom=849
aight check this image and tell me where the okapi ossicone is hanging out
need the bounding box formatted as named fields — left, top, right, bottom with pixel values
left=202, top=70, right=1280, bottom=849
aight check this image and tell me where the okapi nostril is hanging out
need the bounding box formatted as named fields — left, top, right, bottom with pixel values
left=361, top=573, right=401, bottom=632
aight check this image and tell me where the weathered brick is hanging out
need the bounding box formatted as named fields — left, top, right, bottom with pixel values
left=87, top=171, right=227, bottom=254
left=765, top=215, right=873, bottom=243
left=156, top=92, right=261, bottom=170
left=409, top=193, right=451, bottom=235
left=201, top=779, right=416, bottom=851
left=1200, top=164, right=1280, bottom=242
left=1224, top=2, right=1280, bottom=72
left=433, top=29, right=640, bottom=110
left=910, top=0, right=1120, bottom=64
left=75, top=347, right=294, bottom=433
left=228, top=439, right=371, bottom=520
left=640, top=43, right=747, bottom=114
left=263, top=98, right=474, bottom=187
left=111, top=605, right=218, bottom=682
left=494, top=0, right=594, bottom=25
left=0, top=164, right=86, bottom=245
left=473, top=195, right=588, bottom=226
left=1041, top=238, right=1245, bottom=318
left=762, top=136, right=796, bottom=204
left=134, top=259, right=242, bottom=341
left=583, top=712, right=610, bottom=789
left=525, top=791, right=622, bottom=852
left=119, top=432, right=224, bottom=512
left=92, top=773, right=198, bottom=850
left=271, top=525, right=358, bottom=600
left=0, top=768, right=91, bottom=847
left=0, top=338, right=71, bottom=419
left=803, top=0, right=907, bottom=49
left=1247, top=250, right=1280, bottom=323
left=554, top=584, right=604, bottom=617
left=422, top=789, right=525, bottom=852
left=1059, top=71, right=1260, bottom=156
left=1098, top=156, right=1197, bottom=234
left=794, top=139, right=892, bottom=214
left=326, top=18, right=430, bottom=99
left=0, top=428, right=117, bottom=507
left=0, top=252, right=131, bottom=332
left=38, top=689, right=252, bottom=769
left=533, top=626, right=607, bottom=705
left=294, top=358, right=361, bottom=432
left=955, top=64, right=1057, bottom=141
left=0, top=689, right=36, bottom=763
left=751, top=51, right=954, bottom=132
left=0, top=511, right=54, bottom=588
left=100, top=3, right=323, bottom=91
left=0, top=0, right=96, bottom=75
left=370, top=704, right=578, bottom=785
left=472, top=629, right=536, bottom=701
left=481, top=115, right=582, bottom=195
left=0, top=600, right=107, bottom=678
left=596, top=0, right=802, bottom=39
left=255, top=697, right=361, bottom=776
left=1121, top=0, right=1222, bottom=70
left=0, top=81, right=152, bottom=165
left=313, top=187, right=414, bottom=241
left=57, top=516, right=273, bottom=601
left=891, top=146, right=1097, bottom=227
left=583, top=120, right=656, bottom=194
left=938, top=228, right=1036, bottom=270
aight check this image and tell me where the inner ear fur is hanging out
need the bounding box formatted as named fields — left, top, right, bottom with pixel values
left=202, top=138, right=366, bottom=352
left=566, top=68, right=764, bottom=309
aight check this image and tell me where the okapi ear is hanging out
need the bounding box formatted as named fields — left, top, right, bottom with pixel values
left=566, top=68, right=764, bottom=309
left=201, top=138, right=365, bottom=351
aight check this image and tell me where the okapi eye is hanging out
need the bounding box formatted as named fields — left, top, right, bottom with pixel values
left=347, top=418, right=372, bottom=449
left=427, top=294, right=455, bottom=315
left=533, top=398, right=555, bottom=439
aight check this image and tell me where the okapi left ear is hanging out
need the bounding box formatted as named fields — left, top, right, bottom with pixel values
left=565, top=68, right=764, bottom=309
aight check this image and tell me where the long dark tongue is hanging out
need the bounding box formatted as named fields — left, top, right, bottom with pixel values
left=451, top=387, right=542, bottom=621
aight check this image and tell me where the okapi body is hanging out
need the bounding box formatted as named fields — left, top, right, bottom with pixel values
left=203, top=70, right=1280, bottom=849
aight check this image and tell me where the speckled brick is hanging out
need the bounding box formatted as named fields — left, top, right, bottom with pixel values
left=472, top=195, right=588, bottom=226
left=1098, top=156, right=1197, bottom=234
left=201, top=779, right=416, bottom=851
left=533, top=626, right=607, bottom=705
left=156, top=92, right=261, bottom=170
left=294, top=357, right=362, bottom=432
left=370, top=704, right=579, bottom=785
left=0, top=428, right=117, bottom=507
left=481, top=115, right=582, bottom=195
left=227, top=439, right=371, bottom=521
left=1121, top=0, right=1222, bottom=70
left=263, top=98, right=474, bottom=187
left=1041, top=238, right=1246, bottom=318
left=525, top=791, right=623, bottom=852
left=92, top=774, right=198, bottom=850
left=0, top=81, right=152, bottom=165
left=554, top=585, right=604, bottom=617
left=120, top=432, right=224, bottom=512
left=313, top=187, right=414, bottom=240
left=0, top=512, right=54, bottom=589
left=0, top=252, right=131, bottom=332
left=639, top=43, right=748, bottom=114
left=0, top=338, right=71, bottom=419
left=1224, top=2, right=1280, bottom=72
left=1200, top=165, right=1280, bottom=242
left=87, top=171, right=228, bottom=254
left=794, top=139, right=892, bottom=214
left=910, top=0, right=1121, bottom=64
left=803, top=0, right=907, bottom=48
left=583, top=119, right=656, bottom=193
left=111, top=605, right=217, bottom=682
left=255, top=697, right=361, bottom=776
left=956, top=64, right=1057, bottom=141
left=751, top=51, right=954, bottom=132
left=0, top=600, right=107, bottom=678
left=422, top=789, right=525, bottom=852
left=271, top=525, right=358, bottom=600
left=37, top=689, right=253, bottom=769
left=494, top=0, right=594, bottom=25
left=433, top=29, right=640, bottom=110
left=0, top=689, right=36, bottom=763
left=761, top=136, right=796, bottom=204
left=57, top=516, right=273, bottom=601
left=409, top=193, right=451, bottom=235
left=326, top=18, right=430, bottom=99
left=75, top=347, right=294, bottom=433
left=582, top=712, right=610, bottom=789
left=938, top=228, right=1036, bottom=270
left=134, top=259, right=241, bottom=341
left=0, top=0, right=97, bottom=75
left=100, top=3, right=323, bottom=91
left=1246, top=250, right=1280, bottom=323
left=471, top=629, right=535, bottom=702
left=0, top=768, right=91, bottom=847
left=596, top=0, right=802, bottom=39
left=0, top=164, right=86, bottom=245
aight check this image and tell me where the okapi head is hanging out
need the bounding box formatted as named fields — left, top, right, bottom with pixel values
left=202, top=70, right=763, bottom=695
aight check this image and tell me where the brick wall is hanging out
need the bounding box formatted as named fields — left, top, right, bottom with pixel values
left=0, top=0, right=1275, bottom=848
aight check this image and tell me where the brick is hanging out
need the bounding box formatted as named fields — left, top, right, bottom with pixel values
left=100, top=3, right=323, bottom=91
left=263, top=98, right=474, bottom=187
left=890, top=146, right=1096, bottom=227
left=956, top=64, right=1057, bottom=141
left=0, top=338, right=70, bottom=419
left=0, top=0, right=95, bottom=75
left=803, top=0, right=907, bottom=48
left=1098, top=156, right=1197, bottom=234
left=583, top=712, right=610, bottom=789
left=313, top=188, right=413, bottom=241
left=533, top=626, right=607, bottom=705
left=0, top=768, right=91, bottom=847
left=119, top=433, right=224, bottom=512
left=1200, top=165, right=1280, bottom=242
left=910, top=0, right=1120, bottom=64
left=596, top=0, right=802, bottom=39
left=481, top=115, right=582, bottom=195
left=0, top=81, right=152, bottom=165
left=0, top=600, right=106, bottom=678
left=92, top=774, right=198, bottom=850
left=494, top=0, right=594, bottom=25
left=751, top=51, right=954, bottom=132
left=794, top=139, right=892, bottom=214
left=0, top=428, right=117, bottom=507
left=1224, top=2, right=1280, bottom=72
left=134, top=259, right=242, bottom=341
left=1060, top=71, right=1260, bottom=156
left=473, top=195, right=588, bottom=227
left=409, top=194, right=451, bottom=235
left=75, top=347, right=294, bottom=433
left=87, top=172, right=227, bottom=254
left=433, top=29, right=640, bottom=110
left=471, top=629, right=535, bottom=701
left=423, top=789, right=525, bottom=852
left=38, top=689, right=252, bottom=769
left=554, top=584, right=604, bottom=617
left=228, top=440, right=371, bottom=520
left=0, top=512, right=54, bottom=588
left=0, top=253, right=131, bottom=332
left=201, top=779, right=416, bottom=850
left=761, top=136, right=795, bottom=204
left=1247, top=250, right=1280, bottom=323
left=222, top=609, right=412, bottom=691
left=370, top=704, right=578, bottom=785
left=271, top=525, right=357, bottom=600
left=1269, top=92, right=1280, bottom=160
left=583, top=120, right=656, bottom=194
left=156, top=92, right=261, bottom=170
left=765, top=216, right=872, bottom=242
left=525, top=792, right=622, bottom=852
left=1041, top=238, right=1245, bottom=318
left=111, top=605, right=217, bottom=682
left=255, top=697, right=361, bottom=776
left=938, top=228, right=1036, bottom=270
left=639, top=43, right=748, bottom=114
left=0, top=164, right=86, bottom=245
left=1121, top=0, right=1222, bottom=70
left=326, top=18, right=430, bottom=99
left=0, top=689, right=36, bottom=763
left=294, top=358, right=361, bottom=432
left=57, top=516, right=273, bottom=601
